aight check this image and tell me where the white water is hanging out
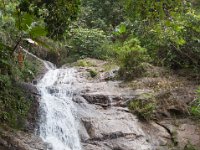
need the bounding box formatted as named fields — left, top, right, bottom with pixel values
left=37, top=62, right=82, bottom=150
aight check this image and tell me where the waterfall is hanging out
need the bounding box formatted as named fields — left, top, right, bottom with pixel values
left=37, top=62, right=82, bottom=150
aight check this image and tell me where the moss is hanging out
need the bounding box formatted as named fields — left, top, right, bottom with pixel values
left=184, top=143, right=198, bottom=150
left=128, top=97, right=156, bottom=121
left=89, top=69, right=98, bottom=78
left=75, top=59, right=94, bottom=67
left=103, top=62, right=118, bottom=72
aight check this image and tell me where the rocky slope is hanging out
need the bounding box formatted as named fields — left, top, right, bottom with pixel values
left=70, top=58, right=200, bottom=150
left=1, top=58, right=200, bottom=150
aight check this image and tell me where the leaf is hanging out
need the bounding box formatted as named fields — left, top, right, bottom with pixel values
left=16, top=13, right=35, bottom=31
left=175, top=37, right=186, bottom=45
left=118, top=23, right=126, bottom=34
left=29, top=26, right=47, bottom=38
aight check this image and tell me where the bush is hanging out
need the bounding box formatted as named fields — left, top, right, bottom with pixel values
left=68, top=28, right=111, bottom=59
left=118, top=38, right=150, bottom=80
left=0, top=86, right=31, bottom=128
left=89, top=69, right=98, bottom=78
left=0, top=42, right=38, bottom=128
left=128, top=98, right=156, bottom=121
left=140, top=11, right=200, bottom=71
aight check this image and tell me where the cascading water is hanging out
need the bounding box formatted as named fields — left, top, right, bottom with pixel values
left=37, top=62, right=82, bottom=150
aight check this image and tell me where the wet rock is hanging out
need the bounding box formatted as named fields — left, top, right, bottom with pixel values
left=73, top=96, right=88, bottom=104
left=47, top=87, right=59, bottom=94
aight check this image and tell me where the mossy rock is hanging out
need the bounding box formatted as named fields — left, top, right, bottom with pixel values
left=128, top=95, right=156, bottom=121
left=89, top=69, right=98, bottom=78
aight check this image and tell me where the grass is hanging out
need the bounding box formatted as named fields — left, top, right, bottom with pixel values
left=184, top=143, right=198, bottom=150
left=128, top=94, right=156, bottom=121
left=89, top=69, right=98, bottom=78
left=189, top=88, right=200, bottom=119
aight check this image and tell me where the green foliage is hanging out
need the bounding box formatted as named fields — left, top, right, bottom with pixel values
left=19, top=0, right=80, bottom=39
left=113, top=23, right=127, bottom=36
left=141, top=11, right=200, bottom=70
left=0, top=86, right=31, bottom=128
left=117, top=0, right=200, bottom=73
left=128, top=98, right=156, bottom=121
left=184, top=143, right=198, bottom=150
left=80, top=0, right=124, bottom=31
left=117, top=38, right=150, bottom=80
left=89, top=69, right=97, bottom=78
left=189, top=88, right=200, bottom=119
left=124, top=0, right=187, bottom=22
left=75, top=59, right=94, bottom=67
left=0, top=41, right=38, bottom=128
left=68, top=28, right=111, bottom=59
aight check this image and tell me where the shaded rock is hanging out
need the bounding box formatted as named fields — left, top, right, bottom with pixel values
left=82, top=93, right=111, bottom=107
left=17, top=82, right=39, bottom=96
left=16, top=82, right=40, bottom=132
left=0, top=128, right=46, bottom=150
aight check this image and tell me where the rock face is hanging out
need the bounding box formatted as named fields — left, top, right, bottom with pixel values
left=67, top=59, right=200, bottom=150
left=0, top=128, right=47, bottom=150
left=69, top=68, right=169, bottom=150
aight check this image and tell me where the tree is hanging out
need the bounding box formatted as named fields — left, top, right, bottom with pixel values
left=124, top=0, right=188, bottom=22
left=19, top=0, right=80, bottom=39
left=79, top=0, right=125, bottom=31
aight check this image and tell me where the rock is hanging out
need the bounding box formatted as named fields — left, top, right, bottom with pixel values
left=73, top=96, right=88, bottom=104
left=15, top=82, right=40, bottom=132
left=100, top=67, right=119, bottom=81
left=67, top=64, right=200, bottom=150
left=158, top=119, right=200, bottom=149
left=17, top=82, right=39, bottom=96
left=6, top=58, right=198, bottom=150
left=47, top=87, right=59, bottom=94
left=0, top=128, right=47, bottom=150
left=82, top=93, right=111, bottom=107
left=75, top=100, right=153, bottom=150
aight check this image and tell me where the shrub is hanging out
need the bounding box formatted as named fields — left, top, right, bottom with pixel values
left=140, top=11, right=200, bottom=71
left=75, top=59, right=94, bottom=67
left=89, top=69, right=98, bottom=78
left=68, top=28, right=111, bottom=59
left=118, top=38, right=150, bottom=80
left=0, top=86, right=31, bottom=129
left=0, top=42, right=38, bottom=128
left=128, top=98, right=156, bottom=121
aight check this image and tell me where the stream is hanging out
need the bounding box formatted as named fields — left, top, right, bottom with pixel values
left=37, top=63, right=82, bottom=150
